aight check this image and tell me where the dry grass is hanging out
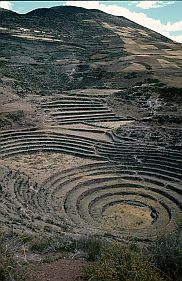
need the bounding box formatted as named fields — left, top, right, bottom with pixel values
left=0, top=228, right=181, bottom=281
left=146, top=228, right=182, bottom=280
left=0, top=231, right=28, bottom=281
left=85, top=226, right=182, bottom=281
left=0, top=243, right=14, bottom=281
left=0, top=232, right=17, bottom=281
left=85, top=243, right=167, bottom=281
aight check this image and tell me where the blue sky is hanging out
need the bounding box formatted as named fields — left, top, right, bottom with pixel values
left=0, top=1, right=182, bottom=42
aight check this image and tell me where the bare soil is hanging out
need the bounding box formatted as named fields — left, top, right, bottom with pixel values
left=25, top=258, right=89, bottom=281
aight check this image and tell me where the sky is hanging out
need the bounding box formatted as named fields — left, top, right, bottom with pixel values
left=0, top=1, right=182, bottom=43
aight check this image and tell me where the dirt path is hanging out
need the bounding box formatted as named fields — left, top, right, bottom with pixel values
left=25, top=258, right=89, bottom=281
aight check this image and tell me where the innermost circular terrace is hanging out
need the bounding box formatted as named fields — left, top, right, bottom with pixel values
left=102, top=201, right=156, bottom=231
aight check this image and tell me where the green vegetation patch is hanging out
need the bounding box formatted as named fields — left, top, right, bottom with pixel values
left=85, top=227, right=182, bottom=281
left=85, top=243, right=167, bottom=281
left=157, top=87, right=182, bottom=104
left=0, top=231, right=28, bottom=281
left=146, top=228, right=182, bottom=280
left=30, top=234, right=104, bottom=261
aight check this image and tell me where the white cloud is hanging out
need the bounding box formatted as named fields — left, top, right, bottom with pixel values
left=0, top=1, right=13, bottom=10
left=136, top=1, right=175, bottom=9
left=65, top=1, right=182, bottom=43
left=169, top=34, right=182, bottom=42
left=165, top=21, right=182, bottom=32
left=66, top=1, right=100, bottom=10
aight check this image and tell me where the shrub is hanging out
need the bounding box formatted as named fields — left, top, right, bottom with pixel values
left=157, top=87, right=182, bottom=103
left=0, top=231, right=30, bottom=281
left=85, top=243, right=167, bottom=281
left=30, top=235, right=76, bottom=254
left=146, top=229, right=182, bottom=280
left=76, top=236, right=104, bottom=261
left=0, top=232, right=18, bottom=281
left=0, top=243, right=14, bottom=281
left=30, top=234, right=104, bottom=261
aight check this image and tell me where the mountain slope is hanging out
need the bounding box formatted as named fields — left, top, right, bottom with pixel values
left=0, top=5, right=181, bottom=126
left=0, top=5, right=182, bottom=246
left=0, top=5, right=181, bottom=89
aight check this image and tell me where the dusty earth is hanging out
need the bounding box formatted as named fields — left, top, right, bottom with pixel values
left=25, top=258, right=88, bottom=281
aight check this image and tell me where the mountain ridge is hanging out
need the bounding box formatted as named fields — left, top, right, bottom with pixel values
left=0, top=6, right=178, bottom=44
left=0, top=4, right=182, bottom=130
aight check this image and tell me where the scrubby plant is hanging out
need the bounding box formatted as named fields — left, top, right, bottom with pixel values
left=0, top=231, right=21, bottom=281
left=146, top=228, right=182, bottom=280
left=0, top=241, right=14, bottom=281
left=0, top=231, right=29, bottom=281
left=30, top=234, right=104, bottom=261
left=157, top=87, right=182, bottom=103
left=85, top=243, right=167, bottom=281
left=76, top=235, right=104, bottom=261
left=30, top=235, right=76, bottom=254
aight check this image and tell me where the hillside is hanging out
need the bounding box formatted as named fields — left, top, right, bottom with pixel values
left=0, top=2, right=181, bottom=259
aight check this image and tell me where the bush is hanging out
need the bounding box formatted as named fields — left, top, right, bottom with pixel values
left=157, top=87, right=182, bottom=103
left=146, top=229, right=182, bottom=280
left=30, top=234, right=104, bottom=261
left=0, top=243, right=14, bottom=281
left=0, top=231, right=30, bottom=281
left=85, top=243, right=167, bottom=281
left=0, top=232, right=18, bottom=281
left=30, top=235, right=76, bottom=254
left=76, top=236, right=104, bottom=261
